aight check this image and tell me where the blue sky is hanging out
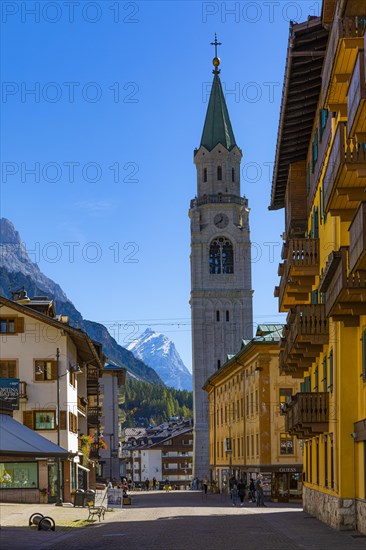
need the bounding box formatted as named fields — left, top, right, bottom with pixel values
left=1, top=1, right=322, bottom=371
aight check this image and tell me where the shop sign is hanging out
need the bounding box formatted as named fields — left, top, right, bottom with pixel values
left=278, top=467, right=297, bottom=473
left=0, top=378, right=19, bottom=410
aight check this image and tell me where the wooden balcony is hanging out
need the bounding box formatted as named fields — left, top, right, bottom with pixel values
left=321, top=247, right=366, bottom=324
left=89, top=443, right=100, bottom=460
left=348, top=49, right=366, bottom=141
left=283, top=392, right=329, bottom=439
left=349, top=202, right=366, bottom=273
left=323, top=122, right=366, bottom=221
left=87, top=367, right=99, bottom=396
left=285, top=161, right=307, bottom=239
left=275, top=239, right=319, bottom=312
left=322, top=16, right=365, bottom=112
left=280, top=305, right=329, bottom=377
left=87, top=406, right=102, bottom=425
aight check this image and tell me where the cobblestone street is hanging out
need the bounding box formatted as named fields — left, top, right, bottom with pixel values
left=1, top=491, right=366, bottom=550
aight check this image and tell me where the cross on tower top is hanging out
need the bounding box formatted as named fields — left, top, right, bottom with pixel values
left=211, top=33, right=222, bottom=74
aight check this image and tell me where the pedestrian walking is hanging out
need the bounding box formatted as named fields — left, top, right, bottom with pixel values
left=152, top=477, right=157, bottom=490
left=255, top=474, right=265, bottom=507
left=248, top=478, right=256, bottom=503
left=145, top=478, right=150, bottom=491
left=237, top=478, right=246, bottom=506
left=231, top=484, right=238, bottom=506
left=203, top=476, right=209, bottom=494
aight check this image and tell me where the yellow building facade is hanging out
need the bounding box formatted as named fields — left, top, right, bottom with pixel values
left=203, top=326, right=302, bottom=501
left=270, top=0, right=366, bottom=532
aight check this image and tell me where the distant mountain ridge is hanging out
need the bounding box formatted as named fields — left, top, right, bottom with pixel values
left=127, top=328, right=192, bottom=391
left=0, top=217, right=162, bottom=385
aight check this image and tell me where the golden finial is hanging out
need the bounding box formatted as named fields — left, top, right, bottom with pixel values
left=211, top=33, right=222, bottom=74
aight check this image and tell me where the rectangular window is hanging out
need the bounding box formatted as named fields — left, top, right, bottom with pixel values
left=316, top=439, right=319, bottom=485
left=362, top=328, right=366, bottom=381
left=233, top=439, right=236, bottom=457
left=69, top=363, right=76, bottom=387
left=226, top=310, right=229, bottom=322
left=34, top=410, right=56, bottom=430
left=232, top=402, right=235, bottom=422
left=329, top=350, right=334, bottom=392
left=319, top=108, right=328, bottom=141
left=0, top=461, right=38, bottom=489
left=313, top=206, right=319, bottom=238
left=280, top=433, right=294, bottom=455
left=246, top=435, right=249, bottom=456
left=307, top=162, right=311, bottom=195
left=250, top=393, right=253, bottom=415
left=324, top=436, right=328, bottom=488
left=255, top=390, right=258, bottom=414
left=300, top=375, right=311, bottom=392
left=330, top=435, right=334, bottom=489
left=310, top=442, right=313, bottom=483
left=240, top=398, right=244, bottom=417
left=314, top=366, right=319, bottom=392
left=0, top=360, right=17, bottom=378
left=279, top=388, right=292, bottom=404
left=312, top=129, right=319, bottom=172
left=237, top=438, right=240, bottom=457
left=225, top=406, right=227, bottom=424
left=246, top=395, right=249, bottom=417
left=256, top=434, right=259, bottom=456
left=34, top=360, right=57, bottom=381
left=251, top=435, right=254, bottom=457
left=69, top=412, right=78, bottom=433
left=322, top=356, right=328, bottom=393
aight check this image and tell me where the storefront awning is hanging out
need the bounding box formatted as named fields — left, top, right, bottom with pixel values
left=0, top=414, right=68, bottom=457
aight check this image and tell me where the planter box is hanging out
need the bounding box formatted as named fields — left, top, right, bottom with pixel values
left=123, top=497, right=131, bottom=505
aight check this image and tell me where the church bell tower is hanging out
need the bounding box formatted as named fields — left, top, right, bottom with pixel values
left=190, top=36, right=253, bottom=479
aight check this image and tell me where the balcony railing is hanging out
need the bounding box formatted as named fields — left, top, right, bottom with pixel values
left=89, top=443, right=100, bottom=460
left=322, top=16, right=365, bottom=109
left=280, top=305, right=328, bottom=376
left=349, top=202, right=366, bottom=273
left=322, top=247, right=366, bottom=321
left=87, top=406, right=102, bottom=425
left=283, top=392, right=329, bottom=439
left=348, top=50, right=366, bottom=139
left=275, top=239, right=319, bottom=311
left=323, top=123, right=366, bottom=219
left=190, top=194, right=248, bottom=209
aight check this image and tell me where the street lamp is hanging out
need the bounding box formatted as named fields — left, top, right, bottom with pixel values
left=35, top=347, right=82, bottom=506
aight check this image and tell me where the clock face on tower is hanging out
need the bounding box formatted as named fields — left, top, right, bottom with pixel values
left=214, top=213, right=229, bottom=229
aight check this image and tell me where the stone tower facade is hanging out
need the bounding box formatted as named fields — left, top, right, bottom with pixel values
left=189, top=54, right=253, bottom=479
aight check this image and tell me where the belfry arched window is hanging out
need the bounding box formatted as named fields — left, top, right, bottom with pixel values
left=203, top=168, right=207, bottom=182
left=217, top=166, right=222, bottom=180
left=209, top=237, right=234, bottom=274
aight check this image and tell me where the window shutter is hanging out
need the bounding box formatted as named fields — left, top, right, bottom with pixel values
left=50, top=361, right=58, bottom=380
left=14, top=317, right=24, bottom=333
left=8, top=363, right=16, bottom=378
left=60, top=410, right=67, bottom=430
left=23, top=411, right=34, bottom=429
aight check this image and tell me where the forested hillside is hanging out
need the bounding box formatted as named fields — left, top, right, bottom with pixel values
left=124, top=379, right=193, bottom=427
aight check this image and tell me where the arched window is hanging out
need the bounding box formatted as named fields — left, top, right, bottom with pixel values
left=226, top=310, right=230, bottom=322
left=216, top=310, right=220, bottom=322
left=217, top=166, right=222, bottom=180
left=203, top=168, right=207, bottom=182
left=217, top=360, right=221, bottom=369
left=209, top=237, right=234, bottom=274
left=232, top=168, right=235, bottom=182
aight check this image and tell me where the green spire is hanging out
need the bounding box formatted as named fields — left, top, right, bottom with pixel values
left=200, top=36, right=237, bottom=151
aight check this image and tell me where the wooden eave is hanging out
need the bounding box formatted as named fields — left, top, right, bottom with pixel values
left=270, top=17, right=329, bottom=211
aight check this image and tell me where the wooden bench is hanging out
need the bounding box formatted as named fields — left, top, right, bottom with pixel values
left=87, top=505, right=106, bottom=522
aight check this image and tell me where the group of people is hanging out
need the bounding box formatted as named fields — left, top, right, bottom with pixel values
left=229, top=474, right=266, bottom=507
left=144, top=477, right=158, bottom=491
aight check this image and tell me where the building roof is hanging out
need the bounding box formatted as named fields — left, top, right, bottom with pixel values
left=269, top=17, right=328, bottom=210
left=200, top=72, right=237, bottom=151
left=203, top=324, right=285, bottom=389
left=0, top=295, right=103, bottom=369
left=124, top=419, right=193, bottom=450
left=0, top=414, right=69, bottom=457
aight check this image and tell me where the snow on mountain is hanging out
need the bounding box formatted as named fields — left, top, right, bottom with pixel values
left=127, top=328, right=192, bottom=391
left=0, top=217, right=163, bottom=385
